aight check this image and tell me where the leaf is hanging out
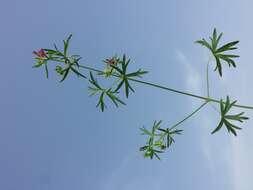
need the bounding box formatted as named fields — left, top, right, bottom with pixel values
left=96, top=92, right=106, bottom=112
left=63, top=34, right=72, bottom=57
left=126, top=69, right=148, bottom=78
left=196, top=29, right=240, bottom=77
left=60, top=67, right=70, bottom=82
left=212, top=96, right=249, bottom=136
left=211, top=120, right=223, bottom=134
left=110, top=65, right=123, bottom=75
left=89, top=72, right=102, bottom=89
left=33, top=62, right=44, bottom=68
left=215, top=32, right=223, bottom=49
left=214, top=56, right=222, bottom=76
left=114, top=80, right=124, bottom=93
left=44, top=49, right=63, bottom=56
left=140, top=120, right=181, bottom=160
left=216, top=41, right=239, bottom=53
left=140, top=127, right=152, bottom=136
left=88, top=72, right=125, bottom=111
left=107, top=55, right=148, bottom=98
left=45, top=63, right=49, bottom=78
left=195, top=39, right=212, bottom=52
left=70, top=67, right=86, bottom=79
left=106, top=89, right=126, bottom=107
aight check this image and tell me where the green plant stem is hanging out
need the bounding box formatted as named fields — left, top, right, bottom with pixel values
left=206, top=58, right=211, bottom=97
left=78, top=65, right=253, bottom=110
left=128, top=78, right=253, bottom=110
left=170, top=101, right=208, bottom=130
left=205, top=58, right=220, bottom=113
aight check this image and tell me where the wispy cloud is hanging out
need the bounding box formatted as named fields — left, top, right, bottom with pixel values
left=178, top=48, right=253, bottom=189
left=175, top=50, right=202, bottom=96
left=176, top=49, right=217, bottom=169
left=223, top=65, right=253, bottom=190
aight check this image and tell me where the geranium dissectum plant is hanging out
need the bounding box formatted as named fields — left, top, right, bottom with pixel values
left=33, top=28, right=252, bottom=160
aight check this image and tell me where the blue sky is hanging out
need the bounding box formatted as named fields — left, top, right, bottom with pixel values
left=1, top=0, right=253, bottom=190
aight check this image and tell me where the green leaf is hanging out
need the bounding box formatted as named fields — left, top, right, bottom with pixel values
left=70, top=67, right=86, bottom=79
left=126, top=69, right=148, bottom=78
left=211, top=120, right=223, bottom=134
left=44, top=49, right=63, bottom=56
left=195, top=39, right=212, bottom=52
left=140, top=127, right=152, bottom=136
left=106, top=89, right=126, bottom=107
left=114, top=80, right=124, bottom=93
left=140, top=120, right=182, bottom=160
left=60, top=67, right=70, bottom=82
left=107, top=55, right=147, bottom=97
left=45, top=63, right=49, bottom=78
left=216, top=41, right=239, bottom=53
left=196, top=29, right=240, bottom=77
left=63, top=34, right=73, bottom=57
left=212, top=96, right=249, bottom=136
left=214, top=56, right=222, bottom=76
left=88, top=72, right=125, bottom=111
left=96, top=91, right=106, bottom=112
left=110, top=65, right=123, bottom=75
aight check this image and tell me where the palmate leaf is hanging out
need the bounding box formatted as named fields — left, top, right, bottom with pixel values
left=109, top=54, right=148, bottom=98
left=88, top=72, right=125, bottom=112
left=158, top=127, right=183, bottom=147
left=106, top=89, right=126, bottom=107
left=196, top=28, right=240, bottom=77
left=212, top=96, right=249, bottom=136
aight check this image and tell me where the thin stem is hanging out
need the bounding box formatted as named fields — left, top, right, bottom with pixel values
left=128, top=78, right=253, bottom=110
left=170, top=101, right=208, bottom=130
left=206, top=58, right=219, bottom=113
left=206, top=58, right=211, bottom=97
left=79, top=65, right=102, bottom=73
left=78, top=65, right=253, bottom=110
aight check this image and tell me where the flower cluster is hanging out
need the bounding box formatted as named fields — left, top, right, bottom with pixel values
left=33, top=34, right=85, bottom=81
left=33, top=49, right=47, bottom=59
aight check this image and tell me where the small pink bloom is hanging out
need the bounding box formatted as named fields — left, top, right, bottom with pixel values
left=33, top=49, right=47, bottom=58
left=105, top=58, right=117, bottom=65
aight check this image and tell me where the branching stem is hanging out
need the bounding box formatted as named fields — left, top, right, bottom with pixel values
left=79, top=65, right=253, bottom=110
left=205, top=57, right=220, bottom=113
left=206, top=57, right=211, bottom=97
left=170, top=101, right=208, bottom=130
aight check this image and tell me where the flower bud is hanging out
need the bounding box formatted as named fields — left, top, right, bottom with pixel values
left=55, top=65, right=63, bottom=75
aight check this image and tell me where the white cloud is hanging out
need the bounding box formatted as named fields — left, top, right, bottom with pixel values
left=175, top=50, right=202, bottom=96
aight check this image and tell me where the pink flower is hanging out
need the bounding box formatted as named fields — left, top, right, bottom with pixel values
left=105, top=58, right=117, bottom=65
left=33, top=49, right=47, bottom=58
